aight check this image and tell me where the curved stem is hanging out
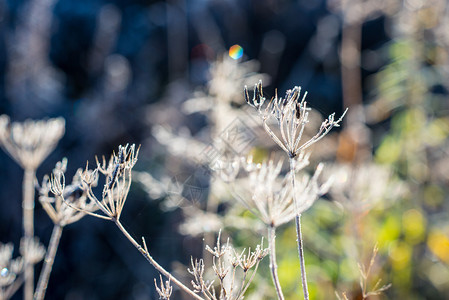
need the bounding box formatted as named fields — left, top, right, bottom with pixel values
left=112, top=218, right=204, bottom=300
left=23, top=168, right=36, bottom=300
left=34, top=224, right=63, bottom=300
left=268, top=226, right=284, bottom=300
left=289, top=158, right=309, bottom=300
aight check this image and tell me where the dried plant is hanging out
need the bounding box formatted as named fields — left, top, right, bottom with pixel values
left=72, top=144, right=205, bottom=300
left=245, top=81, right=346, bottom=300
left=0, top=243, right=24, bottom=300
left=245, top=81, right=346, bottom=159
left=0, top=238, right=45, bottom=300
left=0, top=115, right=65, bottom=300
left=219, top=154, right=330, bottom=300
left=40, top=159, right=100, bottom=226
left=150, top=57, right=270, bottom=271
left=335, top=291, right=350, bottom=300
left=231, top=154, right=330, bottom=228
left=188, top=231, right=268, bottom=300
left=19, top=238, right=45, bottom=267
left=0, top=115, right=65, bottom=171
left=33, top=159, right=100, bottom=300
left=358, top=245, right=391, bottom=299
left=72, top=143, right=140, bottom=221
left=336, top=244, right=391, bottom=300
left=154, top=275, right=173, bottom=300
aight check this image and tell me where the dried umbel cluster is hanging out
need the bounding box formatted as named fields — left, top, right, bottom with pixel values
left=245, top=81, right=347, bottom=158
left=0, top=243, right=24, bottom=300
left=188, top=231, right=268, bottom=300
left=326, top=162, right=403, bottom=215
left=39, top=159, right=99, bottom=227
left=0, top=115, right=64, bottom=300
left=79, top=144, right=140, bottom=221
left=242, top=81, right=347, bottom=300
left=0, top=239, right=45, bottom=300
left=19, top=238, right=45, bottom=268
left=0, top=115, right=65, bottom=170
left=220, top=154, right=330, bottom=229
left=337, top=245, right=392, bottom=300
left=154, top=275, right=173, bottom=300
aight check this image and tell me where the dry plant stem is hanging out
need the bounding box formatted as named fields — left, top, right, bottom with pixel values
left=268, top=226, right=285, bottom=300
left=23, top=168, right=36, bottom=300
left=341, top=22, right=363, bottom=111
left=239, top=262, right=260, bottom=298
left=289, top=158, right=309, bottom=300
left=202, top=198, right=218, bottom=268
left=34, top=224, right=63, bottom=300
left=4, top=276, right=24, bottom=299
left=112, top=218, right=204, bottom=300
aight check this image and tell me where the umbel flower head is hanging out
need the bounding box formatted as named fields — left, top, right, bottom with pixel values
left=75, top=144, right=140, bottom=221
left=188, top=230, right=268, bottom=300
left=0, top=242, right=24, bottom=292
left=0, top=115, right=65, bottom=170
left=245, top=81, right=347, bottom=158
left=232, top=155, right=331, bottom=228
left=0, top=239, right=44, bottom=299
left=39, top=158, right=99, bottom=226
left=19, top=237, right=45, bottom=266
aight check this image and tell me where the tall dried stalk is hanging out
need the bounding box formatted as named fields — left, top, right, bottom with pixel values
left=35, top=158, right=100, bottom=299
left=34, top=224, right=62, bottom=300
left=68, top=144, right=206, bottom=300
left=268, top=226, right=284, bottom=300
left=220, top=154, right=330, bottom=300
left=0, top=115, right=65, bottom=300
left=23, top=168, right=36, bottom=300
left=113, top=219, right=204, bottom=300
left=289, top=158, right=309, bottom=300
left=245, top=82, right=345, bottom=299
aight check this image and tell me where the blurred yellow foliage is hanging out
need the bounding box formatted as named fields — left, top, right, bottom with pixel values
left=426, top=118, right=449, bottom=146
left=389, top=241, right=412, bottom=270
left=378, top=215, right=401, bottom=247
left=428, top=230, right=449, bottom=264
left=402, top=209, right=426, bottom=244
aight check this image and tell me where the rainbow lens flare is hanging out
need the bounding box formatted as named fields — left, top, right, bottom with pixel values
left=229, top=44, right=243, bottom=60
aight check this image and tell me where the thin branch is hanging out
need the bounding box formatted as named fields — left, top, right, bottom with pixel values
left=23, top=168, right=36, bottom=300
left=290, top=158, right=309, bottom=300
left=34, top=224, right=63, bottom=300
left=113, top=218, right=204, bottom=300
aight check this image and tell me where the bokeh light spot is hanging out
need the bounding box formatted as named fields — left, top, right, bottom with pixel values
left=1, top=268, right=8, bottom=277
left=229, top=44, right=243, bottom=60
